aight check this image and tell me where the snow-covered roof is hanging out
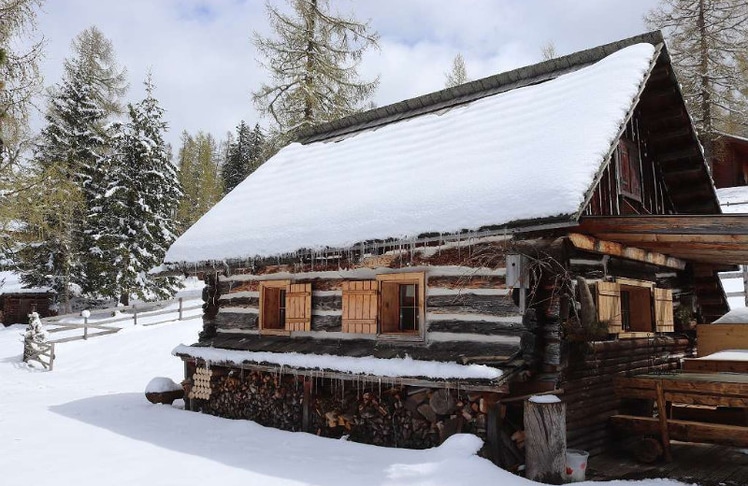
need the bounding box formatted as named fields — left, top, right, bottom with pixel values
left=716, top=186, right=748, bottom=214
left=713, top=307, right=748, bottom=324
left=166, top=42, right=657, bottom=264
left=0, top=271, right=53, bottom=295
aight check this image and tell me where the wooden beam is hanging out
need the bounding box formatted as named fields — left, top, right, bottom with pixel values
left=568, top=233, right=686, bottom=270
left=579, top=215, right=748, bottom=236
left=610, top=415, right=748, bottom=448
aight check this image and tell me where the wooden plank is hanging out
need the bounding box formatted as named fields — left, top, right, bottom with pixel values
left=682, top=358, right=748, bottom=373
left=610, top=415, right=748, bottom=448
left=697, top=324, right=748, bottom=356
left=614, top=385, right=748, bottom=408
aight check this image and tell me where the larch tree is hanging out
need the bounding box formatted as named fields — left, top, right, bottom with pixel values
left=253, top=0, right=379, bottom=136
left=0, top=0, right=44, bottom=264
left=63, top=26, right=128, bottom=117
left=175, top=131, right=223, bottom=234
left=88, top=76, right=182, bottom=305
left=444, top=53, right=469, bottom=88
left=646, top=0, right=748, bottom=160
left=540, top=41, right=557, bottom=61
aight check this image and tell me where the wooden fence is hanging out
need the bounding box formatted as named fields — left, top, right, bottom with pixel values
left=24, top=296, right=203, bottom=370
left=23, top=338, right=55, bottom=371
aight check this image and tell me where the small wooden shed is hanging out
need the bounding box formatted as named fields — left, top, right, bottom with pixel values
left=0, top=290, right=56, bottom=326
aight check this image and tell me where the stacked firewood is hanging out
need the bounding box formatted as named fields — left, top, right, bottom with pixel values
left=206, top=370, right=304, bottom=431
left=312, top=383, right=495, bottom=449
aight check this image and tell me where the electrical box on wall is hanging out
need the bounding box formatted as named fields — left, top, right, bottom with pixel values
left=506, top=254, right=529, bottom=313
left=506, top=254, right=528, bottom=289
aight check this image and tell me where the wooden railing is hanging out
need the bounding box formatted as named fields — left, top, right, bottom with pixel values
left=43, top=296, right=203, bottom=344
left=23, top=338, right=55, bottom=371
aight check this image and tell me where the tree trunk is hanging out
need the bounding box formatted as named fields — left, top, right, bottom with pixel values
left=524, top=397, right=566, bottom=484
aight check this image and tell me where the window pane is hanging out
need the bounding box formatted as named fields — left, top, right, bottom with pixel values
left=400, top=307, right=418, bottom=331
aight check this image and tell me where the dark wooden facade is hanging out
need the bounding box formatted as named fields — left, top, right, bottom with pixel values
left=713, top=133, right=748, bottom=189
left=0, top=292, right=56, bottom=326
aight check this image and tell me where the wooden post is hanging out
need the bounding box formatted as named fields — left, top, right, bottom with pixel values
left=655, top=381, right=672, bottom=462
left=133, top=304, right=138, bottom=326
left=524, top=395, right=566, bottom=484
left=178, top=297, right=184, bottom=321
left=83, top=316, right=88, bottom=340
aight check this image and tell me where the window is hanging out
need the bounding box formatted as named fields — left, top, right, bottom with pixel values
left=596, top=279, right=673, bottom=336
left=341, top=273, right=425, bottom=337
left=378, top=273, right=425, bottom=336
left=259, top=280, right=311, bottom=333
left=617, top=138, right=642, bottom=201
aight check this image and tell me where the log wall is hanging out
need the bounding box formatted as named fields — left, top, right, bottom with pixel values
left=561, top=337, right=692, bottom=456
left=209, top=238, right=529, bottom=348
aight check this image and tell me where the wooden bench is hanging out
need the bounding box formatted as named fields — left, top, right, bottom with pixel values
left=611, top=372, right=748, bottom=462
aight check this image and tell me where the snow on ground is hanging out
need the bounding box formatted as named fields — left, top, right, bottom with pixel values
left=713, top=307, right=748, bottom=324
left=1, top=295, right=691, bottom=486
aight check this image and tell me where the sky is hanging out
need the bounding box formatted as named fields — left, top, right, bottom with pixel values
left=32, top=0, right=661, bottom=150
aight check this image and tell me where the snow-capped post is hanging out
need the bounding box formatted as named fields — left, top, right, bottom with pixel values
left=81, top=310, right=91, bottom=340
left=178, top=297, right=183, bottom=321
left=133, top=304, right=138, bottom=325
left=524, top=394, right=566, bottom=484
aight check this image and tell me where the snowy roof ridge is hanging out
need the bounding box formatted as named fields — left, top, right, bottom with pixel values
left=165, top=39, right=658, bottom=264
left=294, top=31, right=666, bottom=145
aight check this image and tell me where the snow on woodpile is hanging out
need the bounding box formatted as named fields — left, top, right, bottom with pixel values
left=717, top=186, right=748, bottom=213
left=166, top=44, right=656, bottom=264
left=713, top=307, right=748, bottom=324
left=172, top=344, right=503, bottom=380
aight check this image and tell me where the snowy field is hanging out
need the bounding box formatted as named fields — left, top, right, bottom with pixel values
left=1, top=295, right=691, bottom=486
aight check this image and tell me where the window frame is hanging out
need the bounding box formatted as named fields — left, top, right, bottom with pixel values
left=259, top=280, right=291, bottom=335
left=376, top=272, right=426, bottom=340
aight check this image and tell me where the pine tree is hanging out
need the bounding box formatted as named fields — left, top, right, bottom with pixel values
left=221, top=121, right=267, bottom=194
left=444, top=54, right=469, bottom=88
left=17, top=74, right=108, bottom=312
left=646, top=0, right=748, bottom=159
left=253, top=0, right=379, bottom=135
left=175, top=131, right=223, bottom=234
left=89, top=76, right=181, bottom=304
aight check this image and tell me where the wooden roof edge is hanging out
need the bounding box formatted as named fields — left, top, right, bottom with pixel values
left=292, top=31, right=666, bottom=145
left=162, top=217, right=579, bottom=273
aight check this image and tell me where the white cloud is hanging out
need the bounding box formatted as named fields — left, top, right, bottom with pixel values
left=31, top=0, right=659, bottom=150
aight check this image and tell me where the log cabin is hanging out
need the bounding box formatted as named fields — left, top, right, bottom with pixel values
left=164, top=31, right=748, bottom=468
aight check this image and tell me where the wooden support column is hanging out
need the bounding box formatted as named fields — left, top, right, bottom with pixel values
left=655, top=381, right=672, bottom=462
left=524, top=395, right=566, bottom=484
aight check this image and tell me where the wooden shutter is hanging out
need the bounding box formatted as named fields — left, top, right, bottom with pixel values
left=596, top=281, right=622, bottom=334
left=341, top=281, right=378, bottom=334
left=285, top=283, right=312, bottom=332
left=654, top=288, right=674, bottom=333
left=380, top=281, right=401, bottom=333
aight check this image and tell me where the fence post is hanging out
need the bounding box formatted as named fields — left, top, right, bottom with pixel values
left=83, top=316, right=88, bottom=340
left=133, top=304, right=138, bottom=326
left=48, top=343, right=55, bottom=371
left=179, top=297, right=184, bottom=321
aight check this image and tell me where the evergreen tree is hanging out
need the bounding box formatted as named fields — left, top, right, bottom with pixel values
left=88, top=76, right=181, bottom=304
left=175, top=131, right=223, bottom=234
left=221, top=121, right=267, bottom=194
left=17, top=38, right=114, bottom=309
left=444, top=53, right=469, bottom=88
left=646, top=0, right=748, bottom=159
left=253, top=0, right=379, bottom=135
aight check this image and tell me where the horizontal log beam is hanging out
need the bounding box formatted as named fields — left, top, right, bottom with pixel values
left=579, top=216, right=748, bottom=236
left=610, top=415, right=748, bottom=448
left=568, top=233, right=686, bottom=270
